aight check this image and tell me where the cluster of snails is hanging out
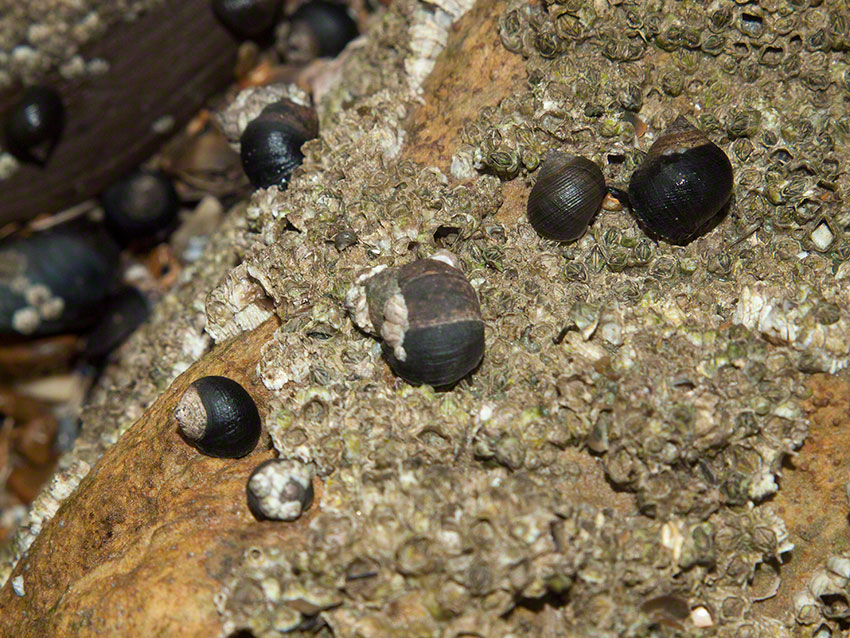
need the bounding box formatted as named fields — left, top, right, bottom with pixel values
left=172, top=250, right=485, bottom=522
left=3, top=85, right=181, bottom=245
left=211, top=0, right=361, bottom=190
left=527, top=116, right=734, bottom=245
left=2, top=1, right=354, bottom=191
left=211, top=0, right=358, bottom=61
left=174, top=375, right=314, bottom=521
left=0, top=90, right=182, bottom=377
left=0, top=75, right=190, bottom=353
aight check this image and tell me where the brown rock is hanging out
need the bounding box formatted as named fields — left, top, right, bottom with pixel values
left=0, top=319, right=288, bottom=636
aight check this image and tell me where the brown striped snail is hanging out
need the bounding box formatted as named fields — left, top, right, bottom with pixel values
left=345, top=251, right=485, bottom=387
left=526, top=152, right=606, bottom=242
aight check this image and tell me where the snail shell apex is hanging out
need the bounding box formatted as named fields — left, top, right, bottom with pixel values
left=527, top=151, right=606, bottom=242
left=628, top=115, right=733, bottom=245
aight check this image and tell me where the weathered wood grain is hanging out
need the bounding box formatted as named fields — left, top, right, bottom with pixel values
left=0, top=0, right=239, bottom=225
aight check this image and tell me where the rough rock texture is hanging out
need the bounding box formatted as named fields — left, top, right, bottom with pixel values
left=4, top=0, right=850, bottom=636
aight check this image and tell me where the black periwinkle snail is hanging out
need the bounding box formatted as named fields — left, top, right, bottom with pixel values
left=247, top=458, right=314, bottom=521
left=174, top=375, right=261, bottom=458
left=527, top=151, right=606, bottom=242
left=628, top=115, right=734, bottom=245
left=101, top=170, right=180, bottom=247
left=0, top=221, right=121, bottom=338
left=240, top=98, right=319, bottom=189
left=345, top=251, right=485, bottom=387
left=3, top=85, right=65, bottom=166
left=281, top=0, right=359, bottom=64
left=211, top=0, right=282, bottom=39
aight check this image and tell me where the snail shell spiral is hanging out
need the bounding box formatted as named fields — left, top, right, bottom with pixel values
left=527, top=152, right=606, bottom=242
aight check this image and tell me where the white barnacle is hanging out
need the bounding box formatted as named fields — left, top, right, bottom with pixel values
left=430, top=249, right=460, bottom=269
left=689, top=606, right=713, bottom=628
left=747, top=469, right=778, bottom=500
left=792, top=589, right=820, bottom=625
left=24, top=283, right=51, bottom=306
left=344, top=265, right=388, bottom=334
left=11, top=306, right=40, bottom=335
left=39, top=296, right=64, bottom=320
left=380, top=293, right=409, bottom=362
left=660, top=520, right=685, bottom=562
left=827, top=556, right=850, bottom=581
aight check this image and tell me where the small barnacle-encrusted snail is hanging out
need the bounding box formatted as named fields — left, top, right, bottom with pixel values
left=3, top=85, right=65, bottom=165
left=526, top=151, right=606, bottom=242
left=240, top=98, right=318, bottom=189
left=344, top=251, right=485, bottom=387
left=174, top=376, right=261, bottom=457
left=211, top=0, right=282, bottom=39
left=101, top=170, right=179, bottom=247
left=627, top=115, right=734, bottom=244
left=247, top=458, right=314, bottom=521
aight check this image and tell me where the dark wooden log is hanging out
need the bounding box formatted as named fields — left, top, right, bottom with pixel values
left=0, top=0, right=240, bottom=225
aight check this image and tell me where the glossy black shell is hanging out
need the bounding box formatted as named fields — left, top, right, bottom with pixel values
left=0, top=221, right=121, bottom=338
left=101, top=170, right=180, bottom=246
left=527, top=152, right=606, bottom=242
left=628, top=116, right=734, bottom=245
left=288, top=0, right=358, bottom=58
left=188, top=376, right=261, bottom=458
left=372, top=259, right=485, bottom=387
left=240, top=99, right=319, bottom=189
left=212, top=0, right=282, bottom=38
left=3, top=85, right=65, bottom=165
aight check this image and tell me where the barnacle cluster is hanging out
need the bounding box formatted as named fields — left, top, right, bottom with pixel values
left=792, top=554, right=850, bottom=632
left=202, top=0, right=850, bottom=635
left=216, top=459, right=795, bottom=637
